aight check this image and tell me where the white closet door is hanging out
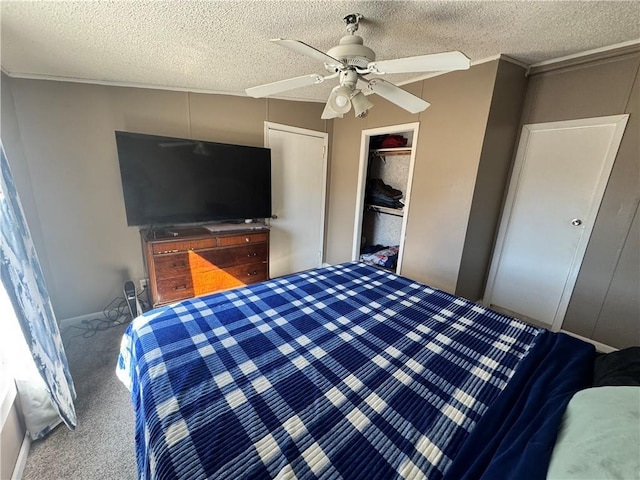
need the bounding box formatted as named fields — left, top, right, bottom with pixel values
left=484, top=115, right=628, bottom=329
left=265, top=123, right=327, bottom=278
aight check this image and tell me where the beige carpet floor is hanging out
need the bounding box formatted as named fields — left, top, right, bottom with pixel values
left=22, top=321, right=136, bottom=480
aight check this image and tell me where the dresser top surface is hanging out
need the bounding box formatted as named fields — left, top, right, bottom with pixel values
left=142, top=225, right=269, bottom=243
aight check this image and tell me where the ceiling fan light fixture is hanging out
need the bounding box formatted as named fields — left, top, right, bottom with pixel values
left=329, top=85, right=353, bottom=114
left=351, top=91, right=373, bottom=118
left=249, top=14, right=472, bottom=119
left=321, top=101, right=342, bottom=120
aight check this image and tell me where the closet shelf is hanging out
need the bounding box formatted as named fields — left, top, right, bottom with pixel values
left=366, top=204, right=404, bottom=217
left=370, top=147, right=412, bottom=156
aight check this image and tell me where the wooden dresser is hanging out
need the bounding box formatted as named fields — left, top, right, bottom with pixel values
left=141, top=226, right=269, bottom=307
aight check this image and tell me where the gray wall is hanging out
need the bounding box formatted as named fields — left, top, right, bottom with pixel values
left=455, top=60, right=528, bottom=300
left=326, top=60, right=503, bottom=293
left=519, top=48, right=640, bottom=348
left=1, top=75, right=54, bottom=300
left=1, top=76, right=329, bottom=320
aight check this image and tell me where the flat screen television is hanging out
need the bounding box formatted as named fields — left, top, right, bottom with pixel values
left=115, top=131, right=272, bottom=226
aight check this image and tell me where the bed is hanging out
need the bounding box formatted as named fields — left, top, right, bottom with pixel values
left=117, top=262, right=595, bottom=479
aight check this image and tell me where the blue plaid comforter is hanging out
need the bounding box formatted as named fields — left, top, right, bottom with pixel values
left=117, top=263, right=542, bottom=479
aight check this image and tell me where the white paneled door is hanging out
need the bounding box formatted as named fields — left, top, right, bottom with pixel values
left=265, top=123, right=328, bottom=279
left=484, top=115, right=628, bottom=330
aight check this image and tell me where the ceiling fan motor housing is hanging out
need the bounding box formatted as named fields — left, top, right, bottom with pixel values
left=326, top=35, right=375, bottom=69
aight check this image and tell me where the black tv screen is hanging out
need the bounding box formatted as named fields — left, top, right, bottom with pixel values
left=115, top=131, right=272, bottom=226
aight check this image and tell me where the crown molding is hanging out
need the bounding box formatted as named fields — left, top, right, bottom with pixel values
left=3, top=39, right=639, bottom=100
left=527, top=39, right=640, bottom=76
left=1, top=69, right=239, bottom=96
left=498, top=55, right=529, bottom=69
left=0, top=70, right=326, bottom=103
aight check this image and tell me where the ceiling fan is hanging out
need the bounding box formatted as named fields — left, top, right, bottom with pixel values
left=246, top=14, right=471, bottom=119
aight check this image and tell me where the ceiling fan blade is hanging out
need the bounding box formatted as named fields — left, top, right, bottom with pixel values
left=246, top=73, right=325, bottom=98
left=321, top=99, right=343, bottom=120
left=366, top=79, right=430, bottom=114
left=271, top=38, right=343, bottom=68
left=368, top=51, right=470, bottom=74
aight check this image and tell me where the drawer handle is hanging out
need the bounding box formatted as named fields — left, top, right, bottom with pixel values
left=247, top=271, right=258, bottom=277
left=172, top=262, right=187, bottom=268
left=160, top=249, right=180, bottom=254
left=246, top=252, right=258, bottom=257
left=245, top=237, right=250, bottom=243
left=173, top=285, right=188, bottom=291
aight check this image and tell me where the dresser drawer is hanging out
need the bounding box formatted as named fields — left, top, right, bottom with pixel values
left=208, top=243, right=268, bottom=268
left=218, top=232, right=268, bottom=247
left=155, top=275, right=195, bottom=304
left=153, top=252, right=192, bottom=277
left=151, top=237, right=217, bottom=254
left=191, top=262, right=268, bottom=293
left=155, top=263, right=269, bottom=304
left=224, top=262, right=269, bottom=285
left=152, top=243, right=268, bottom=279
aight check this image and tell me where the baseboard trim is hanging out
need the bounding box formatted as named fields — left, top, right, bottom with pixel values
left=560, top=330, right=618, bottom=353
left=478, top=304, right=619, bottom=353
left=11, top=432, right=31, bottom=480
left=58, top=311, right=104, bottom=330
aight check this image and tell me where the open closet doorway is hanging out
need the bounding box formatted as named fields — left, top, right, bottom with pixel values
left=352, top=122, right=420, bottom=274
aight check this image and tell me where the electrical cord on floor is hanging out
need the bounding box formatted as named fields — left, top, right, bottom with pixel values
left=62, top=287, right=150, bottom=345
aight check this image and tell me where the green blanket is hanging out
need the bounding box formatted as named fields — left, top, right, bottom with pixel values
left=547, top=386, right=640, bottom=479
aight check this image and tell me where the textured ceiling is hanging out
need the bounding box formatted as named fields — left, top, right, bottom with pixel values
left=1, top=1, right=639, bottom=102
